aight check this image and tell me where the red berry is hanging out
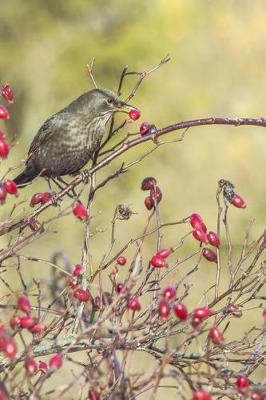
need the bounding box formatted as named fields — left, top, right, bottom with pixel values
left=10, top=315, right=21, bottom=330
left=139, top=122, right=150, bottom=135
left=72, top=264, right=83, bottom=276
left=117, top=255, right=127, bottom=266
left=150, top=254, right=167, bottom=268
left=230, top=193, right=246, bottom=209
left=162, top=285, right=176, bottom=300
left=115, top=283, right=127, bottom=294
left=3, top=336, right=17, bottom=359
left=193, top=306, right=213, bottom=320
left=73, top=288, right=91, bottom=302
left=0, top=184, right=7, bottom=205
left=20, top=315, right=35, bottom=329
left=67, top=276, right=79, bottom=289
left=0, top=139, right=9, bottom=159
left=49, top=353, right=63, bottom=369
left=236, top=375, right=249, bottom=389
left=39, top=360, right=48, bottom=372
left=41, top=192, right=52, bottom=203
left=173, top=302, right=188, bottom=320
left=141, top=176, right=157, bottom=191
left=28, top=217, right=41, bottom=231
left=209, top=326, right=224, bottom=344
left=127, top=297, right=141, bottom=311
left=4, top=180, right=18, bottom=196
left=190, top=213, right=207, bottom=233
left=192, top=390, right=212, bottom=400
left=207, top=232, right=220, bottom=248
left=191, top=317, right=202, bottom=329
left=150, top=186, right=162, bottom=204
left=24, top=356, right=37, bottom=375
left=144, top=196, right=154, bottom=210
left=129, top=109, right=141, bottom=121
left=88, top=389, right=100, bottom=400
left=193, top=229, right=208, bottom=243
left=30, top=193, right=45, bottom=206
left=0, top=104, right=9, bottom=119
left=251, top=392, right=264, bottom=400
left=72, top=202, right=89, bottom=220
left=93, top=296, right=102, bottom=310
left=156, top=248, right=173, bottom=259
left=202, top=248, right=217, bottom=263
left=1, top=84, right=14, bottom=104
left=17, top=295, right=31, bottom=313
left=29, top=322, right=45, bottom=334
left=158, top=299, right=171, bottom=319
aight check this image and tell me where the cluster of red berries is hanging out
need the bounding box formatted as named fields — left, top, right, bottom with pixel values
left=0, top=179, right=18, bottom=205
left=141, top=176, right=162, bottom=210
left=0, top=84, right=13, bottom=164
left=24, top=352, right=62, bottom=377
left=219, top=179, right=246, bottom=208
left=9, top=295, right=45, bottom=335
left=72, top=202, right=90, bottom=220
left=189, top=213, right=220, bottom=263
left=158, top=285, right=188, bottom=320
left=150, top=248, right=173, bottom=269
left=67, top=264, right=91, bottom=302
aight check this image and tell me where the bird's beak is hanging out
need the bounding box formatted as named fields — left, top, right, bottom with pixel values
left=116, top=102, right=137, bottom=114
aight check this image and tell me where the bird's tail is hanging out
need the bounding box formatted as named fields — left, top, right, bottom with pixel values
left=13, top=160, right=39, bottom=187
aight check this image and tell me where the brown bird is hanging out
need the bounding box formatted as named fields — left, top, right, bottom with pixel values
left=14, top=89, right=136, bottom=186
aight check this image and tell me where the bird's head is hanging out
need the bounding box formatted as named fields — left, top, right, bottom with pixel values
left=75, top=88, right=138, bottom=119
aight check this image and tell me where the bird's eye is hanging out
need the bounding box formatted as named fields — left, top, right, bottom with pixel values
left=106, top=98, right=113, bottom=105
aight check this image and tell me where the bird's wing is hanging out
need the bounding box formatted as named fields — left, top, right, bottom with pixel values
left=29, top=112, right=71, bottom=155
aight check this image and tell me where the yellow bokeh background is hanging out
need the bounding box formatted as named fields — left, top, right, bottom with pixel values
left=0, top=1, right=265, bottom=398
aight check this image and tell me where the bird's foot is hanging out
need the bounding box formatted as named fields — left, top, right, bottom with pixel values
left=80, top=169, right=91, bottom=184
left=149, top=124, right=159, bottom=144
left=50, top=192, right=62, bottom=207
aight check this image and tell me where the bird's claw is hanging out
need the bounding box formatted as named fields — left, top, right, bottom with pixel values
left=80, top=169, right=90, bottom=184
left=50, top=192, right=61, bottom=206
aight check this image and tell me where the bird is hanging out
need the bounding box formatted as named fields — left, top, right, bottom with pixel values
left=14, top=88, right=137, bottom=186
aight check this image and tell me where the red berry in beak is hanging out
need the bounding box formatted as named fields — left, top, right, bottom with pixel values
left=141, top=176, right=157, bottom=190
left=173, top=301, right=188, bottom=320
left=192, top=228, right=208, bottom=243
left=139, top=122, right=150, bottom=135
left=190, top=213, right=207, bottom=232
left=1, top=84, right=14, bottom=104
left=158, top=299, right=171, bottom=319
left=202, top=248, right=217, bottom=263
left=72, top=202, right=89, bottom=220
left=4, top=180, right=18, bottom=196
left=230, top=193, right=246, bottom=208
left=150, top=254, right=167, bottom=268
left=129, top=109, right=141, bottom=121
left=0, top=104, right=10, bottom=119
left=207, top=231, right=220, bottom=248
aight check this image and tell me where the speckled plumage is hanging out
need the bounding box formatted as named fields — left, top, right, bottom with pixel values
left=14, top=89, right=134, bottom=185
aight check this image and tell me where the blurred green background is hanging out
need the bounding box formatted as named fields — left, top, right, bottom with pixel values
left=0, top=1, right=265, bottom=398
